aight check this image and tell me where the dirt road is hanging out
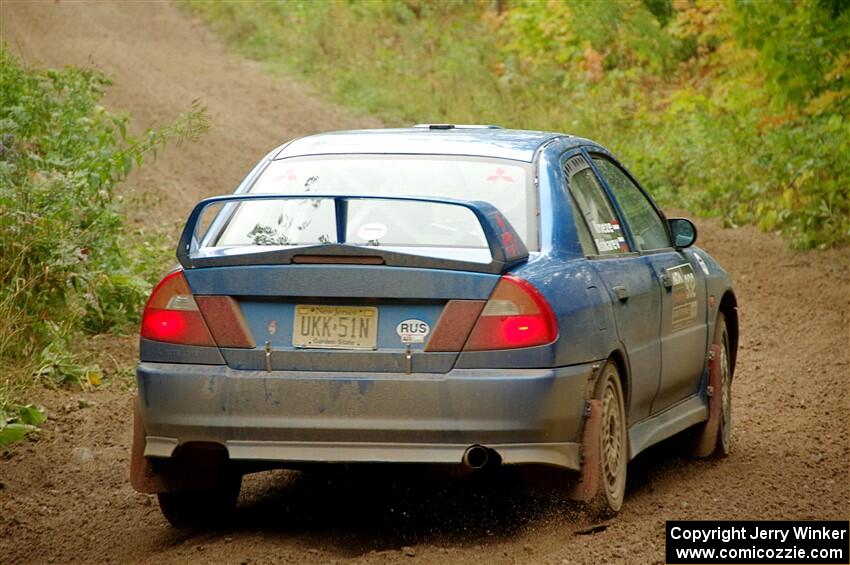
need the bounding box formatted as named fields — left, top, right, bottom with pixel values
left=1, top=2, right=848, bottom=564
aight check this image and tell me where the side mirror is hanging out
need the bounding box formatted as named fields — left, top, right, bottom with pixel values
left=668, top=218, right=697, bottom=248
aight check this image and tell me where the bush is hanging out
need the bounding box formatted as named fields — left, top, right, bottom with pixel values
left=0, top=46, right=209, bottom=388
left=186, top=0, right=849, bottom=248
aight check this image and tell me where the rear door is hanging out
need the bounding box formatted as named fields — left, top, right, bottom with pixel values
left=589, top=155, right=709, bottom=414
left=563, top=152, right=661, bottom=423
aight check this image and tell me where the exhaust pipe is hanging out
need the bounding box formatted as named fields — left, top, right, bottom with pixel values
left=462, top=445, right=490, bottom=469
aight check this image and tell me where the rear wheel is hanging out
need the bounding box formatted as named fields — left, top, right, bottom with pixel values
left=157, top=473, right=242, bottom=528
left=588, top=362, right=628, bottom=516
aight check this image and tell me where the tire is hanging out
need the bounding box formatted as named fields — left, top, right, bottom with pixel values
left=713, top=313, right=732, bottom=457
left=588, top=361, right=628, bottom=516
left=157, top=473, right=242, bottom=528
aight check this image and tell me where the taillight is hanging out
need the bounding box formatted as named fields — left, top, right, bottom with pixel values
left=140, top=270, right=254, bottom=348
left=462, top=276, right=557, bottom=351
left=141, top=270, right=215, bottom=346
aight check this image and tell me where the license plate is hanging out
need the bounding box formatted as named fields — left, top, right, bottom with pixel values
left=292, top=305, right=378, bottom=350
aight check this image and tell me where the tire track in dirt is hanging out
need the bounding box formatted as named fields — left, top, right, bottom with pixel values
left=1, top=2, right=848, bottom=564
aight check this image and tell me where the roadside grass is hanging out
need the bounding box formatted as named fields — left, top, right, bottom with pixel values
left=185, top=0, right=849, bottom=249
left=0, top=46, right=208, bottom=444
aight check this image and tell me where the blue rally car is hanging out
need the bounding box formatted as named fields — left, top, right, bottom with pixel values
left=130, top=125, right=737, bottom=525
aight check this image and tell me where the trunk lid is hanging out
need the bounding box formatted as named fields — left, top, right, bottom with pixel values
left=184, top=264, right=498, bottom=372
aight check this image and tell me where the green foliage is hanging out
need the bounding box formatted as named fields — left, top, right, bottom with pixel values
left=0, top=46, right=209, bottom=387
left=733, top=0, right=850, bottom=110
left=186, top=0, right=849, bottom=248
left=0, top=401, right=46, bottom=447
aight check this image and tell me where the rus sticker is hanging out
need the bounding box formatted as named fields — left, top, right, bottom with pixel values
left=396, top=319, right=430, bottom=344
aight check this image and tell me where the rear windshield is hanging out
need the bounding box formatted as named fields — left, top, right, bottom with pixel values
left=213, top=155, right=538, bottom=251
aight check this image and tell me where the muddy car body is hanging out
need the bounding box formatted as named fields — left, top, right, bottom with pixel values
left=131, top=126, right=737, bottom=524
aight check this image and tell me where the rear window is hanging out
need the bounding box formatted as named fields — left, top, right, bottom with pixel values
left=214, top=155, right=538, bottom=251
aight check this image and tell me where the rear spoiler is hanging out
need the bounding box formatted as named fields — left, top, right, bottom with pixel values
left=176, top=194, right=529, bottom=274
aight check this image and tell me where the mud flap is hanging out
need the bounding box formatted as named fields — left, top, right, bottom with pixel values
left=129, top=395, right=171, bottom=494
left=568, top=399, right=602, bottom=502
left=691, top=344, right=722, bottom=458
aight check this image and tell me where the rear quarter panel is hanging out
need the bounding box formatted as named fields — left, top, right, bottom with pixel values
left=456, top=142, right=620, bottom=370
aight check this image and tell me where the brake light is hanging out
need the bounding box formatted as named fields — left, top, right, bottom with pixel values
left=462, top=276, right=557, bottom=351
left=141, top=270, right=216, bottom=346
left=140, top=270, right=254, bottom=350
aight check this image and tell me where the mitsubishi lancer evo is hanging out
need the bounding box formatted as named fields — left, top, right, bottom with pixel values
left=130, top=125, right=738, bottom=526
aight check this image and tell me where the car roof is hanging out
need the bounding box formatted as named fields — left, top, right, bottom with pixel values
left=272, top=127, right=594, bottom=163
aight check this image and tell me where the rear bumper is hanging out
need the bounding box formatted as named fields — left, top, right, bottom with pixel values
left=136, top=361, right=596, bottom=471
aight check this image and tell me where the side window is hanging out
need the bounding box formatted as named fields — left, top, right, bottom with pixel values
left=564, top=155, right=627, bottom=255
left=592, top=157, right=671, bottom=251
left=569, top=193, right=596, bottom=256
